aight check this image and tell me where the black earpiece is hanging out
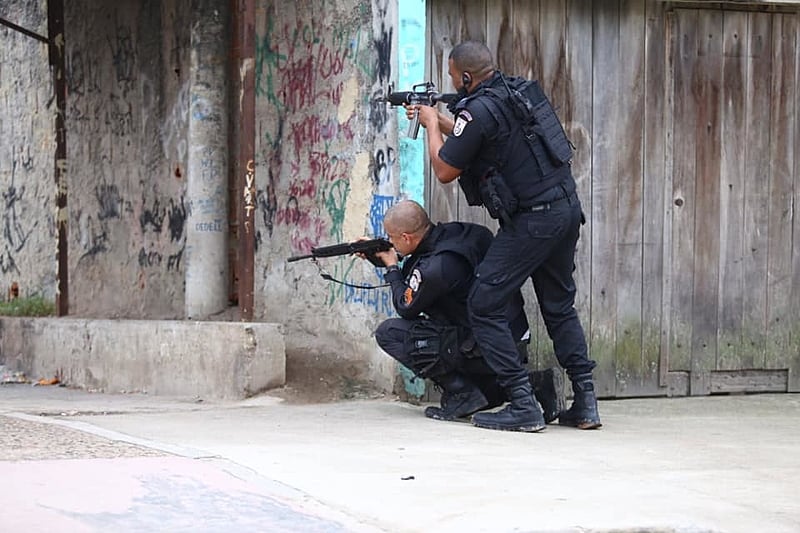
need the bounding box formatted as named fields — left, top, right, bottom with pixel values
left=461, top=72, right=472, bottom=88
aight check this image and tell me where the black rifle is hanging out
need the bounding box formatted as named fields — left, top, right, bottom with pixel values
left=287, top=238, right=393, bottom=268
left=382, top=82, right=458, bottom=139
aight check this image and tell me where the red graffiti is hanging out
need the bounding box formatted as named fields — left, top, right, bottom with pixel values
left=318, top=46, right=347, bottom=79
left=288, top=175, right=316, bottom=199
left=308, top=151, right=350, bottom=183
left=290, top=116, right=339, bottom=157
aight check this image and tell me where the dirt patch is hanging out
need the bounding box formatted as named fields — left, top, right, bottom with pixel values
left=264, top=349, right=388, bottom=405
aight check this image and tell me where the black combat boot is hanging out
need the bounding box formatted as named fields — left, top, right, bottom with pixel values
left=424, top=373, right=488, bottom=421
left=471, top=380, right=546, bottom=432
left=558, top=373, right=602, bottom=429
left=529, top=368, right=563, bottom=424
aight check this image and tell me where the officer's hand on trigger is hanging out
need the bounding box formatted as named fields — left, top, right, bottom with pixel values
left=353, top=236, right=398, bottom=268
left=374, top=248, right=398, bottom=268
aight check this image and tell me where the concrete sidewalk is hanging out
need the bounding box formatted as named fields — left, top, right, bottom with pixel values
left=1, top=384, right=799, bottom=533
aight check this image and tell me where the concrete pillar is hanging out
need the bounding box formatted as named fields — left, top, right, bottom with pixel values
left=185, top=0, right=229, bottom=319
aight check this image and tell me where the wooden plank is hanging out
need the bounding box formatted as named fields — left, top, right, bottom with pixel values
left=618, top=0, right=648, bottom=395
left=668, top=9, right=698, bottom=377
left=486, top=0, right=512, bottom=72
left=709, top=370, right=788, bottom=394
left=539, top=0, right=567, bottom=107
left=565, top=0, right=594, bottom=379
left=792, top=13, right=800, bottom=393
left=589, top=0, right=621, bottom=397
left=641, top=0, right=667, bottom=394
left=689, top=9, right=723, bottom=396
left=454, top=0, right=488, bottom=226
left=765, top=14, right=796, bottom=375
left=512, top=0, right=541, bottom=81
left=459, top=0, right=486, bottom=43
left=717, top=10, right=748, bottom=373
left=426, top=0, right=461, bottom=223
left=741, top=11, right=772, bottom=369
left=660, top=9, right=676, bottom=388
left=613, top=0, right=646, bottom=397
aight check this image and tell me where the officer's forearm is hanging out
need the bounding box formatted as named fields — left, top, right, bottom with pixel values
left=438, top=113, right=454, bottom=135
left=425, top=130, right=459, bottom=184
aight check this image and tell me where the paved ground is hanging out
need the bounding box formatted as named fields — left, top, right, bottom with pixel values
left=1, top=384, right=799, bottom=533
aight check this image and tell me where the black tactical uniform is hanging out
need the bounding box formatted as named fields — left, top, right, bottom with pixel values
left=438, top=71, right=601, bottom=431
left=375, top=221, right=537, bottom=420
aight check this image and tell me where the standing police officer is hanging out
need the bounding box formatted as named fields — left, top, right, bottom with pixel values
left=368, top=200, right=558, bottom=423
left=410, top=41, right=601, bottom=432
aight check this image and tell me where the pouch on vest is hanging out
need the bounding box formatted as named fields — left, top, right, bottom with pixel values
left=501, top=78, right=573, bottom=169
left=404, top=319, right=460, bottom=378
left=479, top=169, right=518, bottom=224
left=530, top=97, right=573, bottom=165
left=458, top=170, right=482, bottom=207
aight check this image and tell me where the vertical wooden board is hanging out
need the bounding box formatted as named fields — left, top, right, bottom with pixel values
left=689, top=9, right=723, bottom=396
left=565, top=0, right=594, bottom=369
left=539, top=0, right=568, bottom=109
left=512, top=0, right=542, bottom=81
left=487, top=0, right=513, bottom=71
left=791, top=20, right=800, bottom=392
left=741, top=11, right=772, bottom=369
left=668, top=8, right=698, bottom=376
left=614, top=0, right=646, bottom=396
left=590, top=0, right=621, bottom=397
left=426, top=0, right=461, bottom=223
left=459, top=0, right=486, bottom=43
left=717, top=10, right=747, bottom=373
left=766, top=14, right=797, bottom=374
left=660, top=8, right=676, bottom=388
left=641, top=0, right=667, bottom=394
left=452, top=0, right=489, bottom=226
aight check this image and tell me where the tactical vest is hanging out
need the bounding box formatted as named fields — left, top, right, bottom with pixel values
left=403, top=222, right=492, bottom=327
left=455, top=74, right=574, bottom=205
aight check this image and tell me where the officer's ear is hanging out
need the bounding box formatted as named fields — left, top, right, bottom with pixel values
left=461, top=72, right=472, bottom=89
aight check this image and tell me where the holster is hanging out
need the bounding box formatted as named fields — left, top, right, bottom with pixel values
left=479, top=169, right=518, bottom=225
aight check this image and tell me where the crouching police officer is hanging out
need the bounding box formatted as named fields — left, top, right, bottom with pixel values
left=409, top=41, right=602, bottom=432
left=367, top=200, right=560, bottom=423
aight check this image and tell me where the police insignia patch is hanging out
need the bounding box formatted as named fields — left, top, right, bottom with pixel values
left=452, top=110, right=472, bottom=137
left=409, top=269, right=422, bottom=291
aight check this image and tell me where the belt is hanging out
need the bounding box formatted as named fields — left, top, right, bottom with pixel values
left=519, top=192, right=575, bottom=213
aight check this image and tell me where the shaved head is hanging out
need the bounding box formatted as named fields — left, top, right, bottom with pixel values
left=449, top=41, right=495, bottom=79
left=384, top=200, right=431, bottom=235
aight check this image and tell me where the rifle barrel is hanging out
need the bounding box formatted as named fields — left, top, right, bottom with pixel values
left=286, top=254, right=314, bottom=262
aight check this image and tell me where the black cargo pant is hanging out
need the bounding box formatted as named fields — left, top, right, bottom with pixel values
left=468, top=186, right=596, bottom=390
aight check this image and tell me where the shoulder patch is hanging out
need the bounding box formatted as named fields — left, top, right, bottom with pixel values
left=409, top=269, right=422, bottom=291
left=452, top=110, right=473, bottom=137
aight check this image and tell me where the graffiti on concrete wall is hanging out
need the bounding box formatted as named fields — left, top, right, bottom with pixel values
left=254, top=0, right=401, bottom=315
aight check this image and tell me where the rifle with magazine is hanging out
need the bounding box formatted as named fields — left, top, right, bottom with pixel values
left=287, top=238, right=395, bottom=289
left=381, top=82, right=458, bottom=139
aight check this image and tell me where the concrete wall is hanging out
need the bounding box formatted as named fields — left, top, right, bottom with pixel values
left=0, top=1, right=57, bottom=301
left=253, top=0, right=401, bottom=389
left=65, top=1, right=190, bottom=318
left=0, top=317, right=285, bottom=399
left=2, top=0, right=405, bottom=393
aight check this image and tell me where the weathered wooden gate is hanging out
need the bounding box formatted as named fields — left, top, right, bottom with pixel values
left=424, top=0, right=800, bottom=397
